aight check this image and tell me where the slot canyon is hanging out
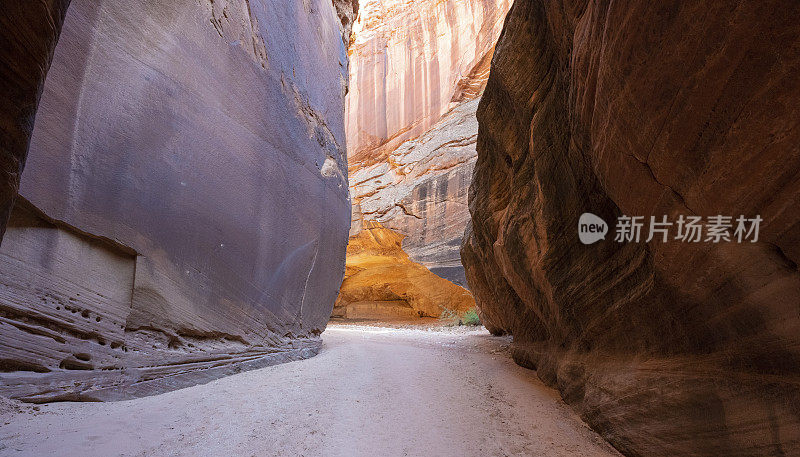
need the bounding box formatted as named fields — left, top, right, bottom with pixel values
left=0, top=1, right=798, bottom=456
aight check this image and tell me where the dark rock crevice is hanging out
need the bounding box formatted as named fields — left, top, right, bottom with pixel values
left=0, top=0, right=72, bottom=243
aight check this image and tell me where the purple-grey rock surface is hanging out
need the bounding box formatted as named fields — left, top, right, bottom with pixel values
left=0, top=0, right=71, bottom=241
left=0, top=0, right=354, bottom=402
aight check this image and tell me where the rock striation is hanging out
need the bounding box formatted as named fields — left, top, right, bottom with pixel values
left=346, top=0, right=512, bottom=168
left=350, top=98, right=480, bottom=288
left=462, top=0, right=800, bottom=455
left=342, top=0, right=512, bottom=301
left=0, top=0, right=355, bottom=402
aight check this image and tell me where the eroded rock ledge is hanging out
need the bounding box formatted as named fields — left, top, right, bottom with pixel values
left=462, top=1, right=800, bottom=455
left=0, top=0, right=356, bottom=401
left=350, top=98, right=481, bottom=288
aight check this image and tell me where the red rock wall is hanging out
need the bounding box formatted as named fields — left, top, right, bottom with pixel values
left=0, top=0, right=355, bottom=401
left=462, top=0, right=800, bottom=455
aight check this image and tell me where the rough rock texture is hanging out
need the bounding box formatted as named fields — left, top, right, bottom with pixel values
left=0, top=0, right=71, bottom=242
left=0, top=0, right=355, bottom=402
left=332, top=0, right=360, bottom=48
left=462, top=1, right=800, bottom=455
left=333, top=220, right=474, bottom=320
left=346, top=0, right=512, bottom=168
left=351, top=98, right=480, bottom=287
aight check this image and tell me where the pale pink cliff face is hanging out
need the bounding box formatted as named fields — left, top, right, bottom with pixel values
left=346, top=0, right=511, bottom=167
left=343, top=0, right=512, bottom=291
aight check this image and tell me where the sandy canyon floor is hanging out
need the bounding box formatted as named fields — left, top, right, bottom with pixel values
left=0, top=323, right=619, bottom=456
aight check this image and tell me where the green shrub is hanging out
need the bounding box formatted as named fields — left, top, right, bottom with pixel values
left=439, top=307, right=460, bottom=326
left=439, top=307, right=482, bottom=326
left=461, top=308, right=481, bottom=326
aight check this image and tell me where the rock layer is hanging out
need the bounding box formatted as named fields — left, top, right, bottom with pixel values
left=0, top=0, right=354, bottom=402
left=462, top=1, right=800, bottom=455
left=351, top=98, right=480, bottom=288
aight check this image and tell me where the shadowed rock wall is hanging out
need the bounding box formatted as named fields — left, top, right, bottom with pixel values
left=462, top=0, right=800, bottom=455
left=0, top=0, right=71, bottom=241
left=0, top=0, right=355, bottom=402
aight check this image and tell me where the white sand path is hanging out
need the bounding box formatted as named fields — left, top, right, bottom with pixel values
left=0, top=324, right=619, bottom=456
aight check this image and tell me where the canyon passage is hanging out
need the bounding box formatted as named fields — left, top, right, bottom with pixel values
left=2, top=0, right=800, bottom=456
left=1, top=325, right=619, bottom=456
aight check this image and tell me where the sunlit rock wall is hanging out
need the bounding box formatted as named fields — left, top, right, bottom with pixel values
left=342, top=0, right=511, bottom=302
left=462, top=0, right=800, bottom=455
left=333, top=219, right=474, bottom=320
left=350, top=98, right=480, bottom=287
left=0, top=0, right=354, bottom=402
left=346, top=0, right=511, bottom=168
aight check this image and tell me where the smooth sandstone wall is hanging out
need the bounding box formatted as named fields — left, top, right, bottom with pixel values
left=0, top=0, right=355, bottom=401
